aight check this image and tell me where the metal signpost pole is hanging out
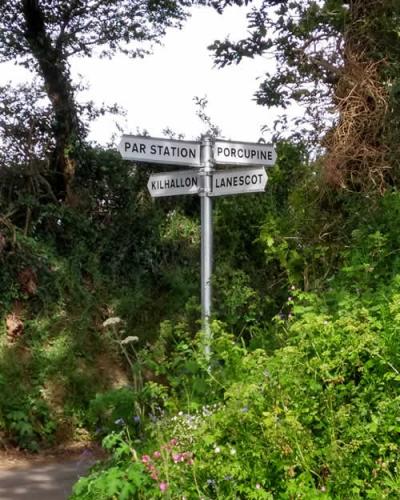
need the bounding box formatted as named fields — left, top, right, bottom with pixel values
left=200, top=136, right=213, bottom=361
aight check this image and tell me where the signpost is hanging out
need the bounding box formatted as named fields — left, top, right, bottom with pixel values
left=213, top=139, right=276, bottom=167
left=119, top=135, right=276, bottom=362
left=211, top=167, right=267, bottom=197
left=147, top=170, right=200, bottom=197
left=119, top=135, right=201, bottom=167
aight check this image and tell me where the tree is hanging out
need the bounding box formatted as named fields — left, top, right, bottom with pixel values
left=211, top=0, right=400, bottom=191
left=0, top=0, right=193, bottom=202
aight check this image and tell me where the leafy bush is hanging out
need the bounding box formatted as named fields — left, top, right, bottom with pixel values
left=72, top=189, right=400, bottom=497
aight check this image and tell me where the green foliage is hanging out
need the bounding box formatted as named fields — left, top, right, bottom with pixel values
left=72, top=430, right=153, bottom=500
left=87, top=388, right=139, bottom=437
left=71, top=191, right=400, bottom=498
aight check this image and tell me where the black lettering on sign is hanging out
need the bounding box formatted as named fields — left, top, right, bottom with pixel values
left=260, top=151, right=267, bottom=160
left=140, top=144, right=146, bottom=154
left=217, top=147, right=223, bottom=156
left=150, top=145, right=156, bottom=154
left=124, top=142, right=131, bottom=151
left=181, top=148, right=188, bottom=158
left=189, top=148, right=196, bottom=159
left=131, top=143, right=141, bottom=154
left=230, top=148, right=236, bottom=158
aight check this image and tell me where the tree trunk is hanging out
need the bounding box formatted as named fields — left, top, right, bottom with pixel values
left=22, top=0, right=81, bottom=203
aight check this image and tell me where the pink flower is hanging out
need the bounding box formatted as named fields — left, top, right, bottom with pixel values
left=141, top=455, right=151, bottom=464
left=151, top=471, right=159, bottom=480
left=153, top=451, right=161, bottom=459
left=159, top=481, right=168, bottom=492
left=169, top=438, right=177, bottom=446
left=172, top=453, right=183, bottom=463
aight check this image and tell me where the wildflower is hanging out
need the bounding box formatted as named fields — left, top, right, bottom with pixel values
left=214, top=447, right=221, bottom=453
left=169, top=438, right=177, bottom=446
left=230, top=448, right=236, bottom=455
left=121, top=335, right=139, bottom=345
left=153, top=451, right=161, bottom=459
left=114, top=418, right=125, bottom=426
left=159, top=481, right=168, bottom=492
left=256, top=483, right=261, bottom=489
left=102, top=317, right=122, bottom=328
left=172, top=452, right=183, bottom=463
left=133, top=415, right=141, bottom=423
left=141, top=455, right=151, bottom=464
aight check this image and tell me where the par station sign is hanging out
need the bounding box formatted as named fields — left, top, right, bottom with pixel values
left=119, top=135, right=201, bottom=167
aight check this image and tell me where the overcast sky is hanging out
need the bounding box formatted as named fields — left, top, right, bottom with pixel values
left=0, top=4, right=289, bottom=146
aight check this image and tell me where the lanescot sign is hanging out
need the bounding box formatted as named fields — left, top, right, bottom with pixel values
left=118, top=135, right=201, bottom=167
left=211, top=167, right=267, bottom=197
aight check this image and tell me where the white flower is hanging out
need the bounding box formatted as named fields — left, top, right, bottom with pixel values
left=214, top=447, right=221, bottom=453
left=120, top=336, right=139, bottom=345
left=102, top=317, right=122, bottom=328
left=230, top=448, right=236, bottom=455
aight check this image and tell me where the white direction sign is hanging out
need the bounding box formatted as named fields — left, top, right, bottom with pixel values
left=148, top=170, right=200, bottom=197
left=213, top=139, right=276, bottom=167
left=119, top=135, right=201, bottom=167
left=211, top=167, right=267, bottom=197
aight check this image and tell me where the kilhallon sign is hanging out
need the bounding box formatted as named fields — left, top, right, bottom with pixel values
left=118, top=134, right=276, bottom=359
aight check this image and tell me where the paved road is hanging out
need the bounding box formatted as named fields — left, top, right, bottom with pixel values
left=0, top=457, right=96, bottom=500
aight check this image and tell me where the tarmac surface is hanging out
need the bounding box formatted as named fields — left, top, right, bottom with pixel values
left=0, top=446, right=103, bottom=500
